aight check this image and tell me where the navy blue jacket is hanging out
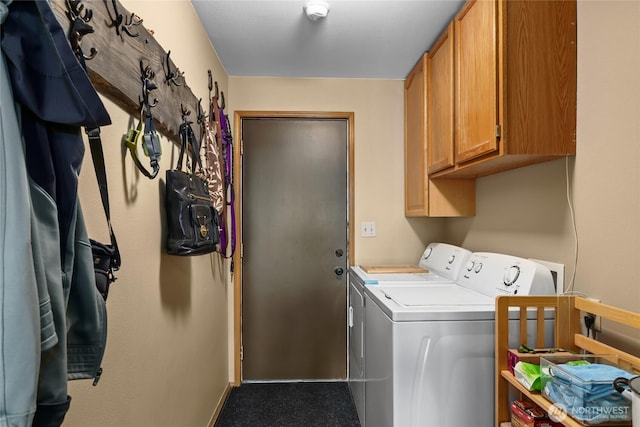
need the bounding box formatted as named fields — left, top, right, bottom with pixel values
left=2, top=0, right=112, bottom=425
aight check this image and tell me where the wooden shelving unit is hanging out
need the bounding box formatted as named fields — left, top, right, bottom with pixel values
left=495, top=296, right=640, bottom=427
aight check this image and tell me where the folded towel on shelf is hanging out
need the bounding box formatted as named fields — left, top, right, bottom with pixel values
left=547, top=363, right=635, bottom=402
left=544, top=379, right=631, bottom=424
left=550, top=363, right=635, bottom=390
left=543, top=363, right=633, bottom=424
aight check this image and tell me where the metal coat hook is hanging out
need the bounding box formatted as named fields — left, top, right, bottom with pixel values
left=163, top=51, right=185, bottom=87
left=208, top=81, right=220, bottom=122
left=105, top=0, right=123, bottom=35
left=207, top=70, right=215, bottom=120
left=122, top=12, right=143, bottom=37
left=180, top=104, right=192, bottom=123
left=220, top=91, right=226, bottom=110
left=67, top=0, right=92, bottom=22
left=196, top=98, right=205, bottom=126
left=105, top=0, right=143, bottom=38
left=65, top=0, right=97, bottom=62
left=139, top=61, right=158, bottom=111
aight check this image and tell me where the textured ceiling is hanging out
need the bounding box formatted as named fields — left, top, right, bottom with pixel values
left=191, top=0, right=466, bottom=79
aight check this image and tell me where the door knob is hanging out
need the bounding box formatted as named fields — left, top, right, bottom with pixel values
left=334, top=267, right=344, bottom=276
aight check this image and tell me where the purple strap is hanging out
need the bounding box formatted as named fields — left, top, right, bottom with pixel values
left=218, top=109, right=236, bottom=258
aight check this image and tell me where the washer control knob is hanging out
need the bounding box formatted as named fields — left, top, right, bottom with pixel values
left=503, top=265, right=521, bottom=286
left=448, top=255, right=456, bottom=264
left=423, top=247, right=433, bottom=260
left=466, top=260, right=475, bottom=271
left=474, top=262, right=483, bottom=273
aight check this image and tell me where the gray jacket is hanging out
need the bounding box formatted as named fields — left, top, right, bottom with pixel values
left=0, top=27, right=42, bottom=427
left=1, top=0, right=112, bottom=425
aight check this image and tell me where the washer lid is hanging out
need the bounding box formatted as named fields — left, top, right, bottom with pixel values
left=350, top=266, right=452, bottom=284
left=365, top=284, right=498, bottom=321
left=380, top=285, right=494, bottom=307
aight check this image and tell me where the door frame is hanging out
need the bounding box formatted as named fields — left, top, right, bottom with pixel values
left=232, top=111, right=355, bottom=384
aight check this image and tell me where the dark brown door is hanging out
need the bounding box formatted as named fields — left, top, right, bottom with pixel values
left=241, top=118, right=348, bottom=381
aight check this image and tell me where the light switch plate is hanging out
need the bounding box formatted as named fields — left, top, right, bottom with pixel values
left=361, top=222, right=376, bottom=237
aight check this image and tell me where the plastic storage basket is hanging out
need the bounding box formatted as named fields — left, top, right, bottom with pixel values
left=540, top=355, right=634, bottom=425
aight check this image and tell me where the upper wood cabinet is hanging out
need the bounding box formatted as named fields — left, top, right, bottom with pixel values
left=427, top=23, right=455, bottom=175
left=404, top=54, right=475, bottom=217
left=430, top=0, right=577, bottom=178
left=405, top=55, right=428, bottom=216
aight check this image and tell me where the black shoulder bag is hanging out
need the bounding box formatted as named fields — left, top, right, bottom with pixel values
left=165, top=116, right=219, bottom=256
left=86, top=128, right=121, bottom=300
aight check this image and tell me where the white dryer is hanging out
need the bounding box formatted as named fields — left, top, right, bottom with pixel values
left=363, top=252, right=557, bottom=427
left=348, top=243, right=471, bottom=425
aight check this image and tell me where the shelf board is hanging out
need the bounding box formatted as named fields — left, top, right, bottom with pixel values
left=500, top=371, right=631, bottom=427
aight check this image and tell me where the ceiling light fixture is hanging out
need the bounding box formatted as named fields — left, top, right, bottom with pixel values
left=304, top=0, right=330, bottom=21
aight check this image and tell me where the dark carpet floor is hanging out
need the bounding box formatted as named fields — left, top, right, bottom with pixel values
left=214, top=381, right=361, bottom=427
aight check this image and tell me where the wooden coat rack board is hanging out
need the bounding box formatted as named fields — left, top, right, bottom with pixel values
left=50, top=0, right=205, bottom=145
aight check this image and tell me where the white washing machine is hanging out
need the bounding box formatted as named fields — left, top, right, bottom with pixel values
left=363, top=252, right=557, bottom=427
left=348, top=243, right=472, bottom=425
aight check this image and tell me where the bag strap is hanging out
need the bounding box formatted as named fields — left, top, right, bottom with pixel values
left=127, top=71, right=162, bottom=180
left=211, top=94, right=228, bottom=253
left=69, top=22, right=121, bottom=271
left=141, top=106, right=162, bottom=178
left=221, top=109, right=236, bottom=259
left=176, top=116, right=188, bottom=171
left=123, top=111, right=162, bottom=179
left=85, top=127, right=121, bottom=270
left=124, top=120, right=156, bottom=179
left=212, top=95, right=236, bottom=259
left=177, top=113, right=203, bottom=174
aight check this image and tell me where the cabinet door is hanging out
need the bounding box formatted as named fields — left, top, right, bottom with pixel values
left=427, top=23, right=455, bottom=174
left=404, top=55, right=428, bottom=217
left=405, top=53, right=476, bottom=217
left=455, top=0, right=499, bottom=164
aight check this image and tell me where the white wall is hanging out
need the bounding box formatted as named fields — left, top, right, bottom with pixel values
left=65, top=1, right=230, bottom=426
